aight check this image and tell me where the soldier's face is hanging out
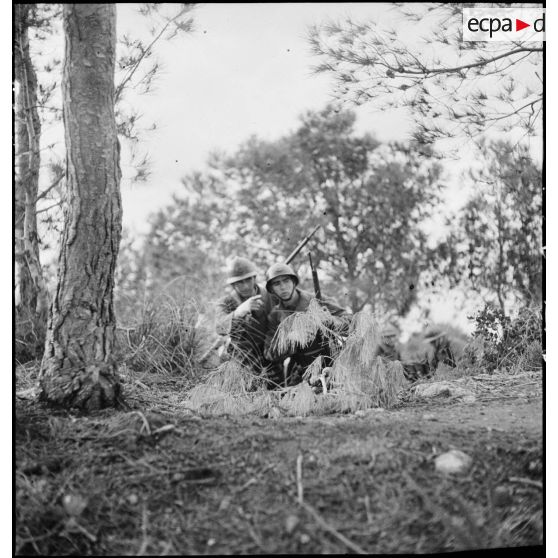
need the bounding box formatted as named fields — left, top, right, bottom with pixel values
left=232, top=276, right=257, bottom=299
left=270, top=276, right=295, bottom=301
left=382, top=334, right=396, bottom=346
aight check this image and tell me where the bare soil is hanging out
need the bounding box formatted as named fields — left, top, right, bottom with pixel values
left=15, top=368, right=543, bottom=555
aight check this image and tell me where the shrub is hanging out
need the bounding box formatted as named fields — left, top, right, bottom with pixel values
left=114, top=292, right=213, bottom=379
left=463, top=303, right=542, bottom=373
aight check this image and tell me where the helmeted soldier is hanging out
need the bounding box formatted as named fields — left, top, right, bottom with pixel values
left=423, top=328, right=456, bottom=369
left=215, top=257, right=275, bottom=375
left=374, top=323, right=402, bottom=362
left=263, top=262, right=351, bottom=386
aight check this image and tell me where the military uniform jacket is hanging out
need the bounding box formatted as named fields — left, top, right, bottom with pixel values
left=215, top=284, right=274, bottom=354
left=264, top=288, right=350, bottom=361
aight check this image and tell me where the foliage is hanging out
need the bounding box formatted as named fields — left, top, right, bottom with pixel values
left=140, top=172, right=232, bottom=294
left=308, top=3, right=543, bottom=148
left=328, top=309, right=406, bottom=410
left=227, top=106, right=443, bottom=314
left=269, top=298, right=345, bottom=357
left=434, top=140, right=542, bottom=312
left=151, top=105, right=443, bottom=316
left=114, top=289, right=212, bottom=379
left=462, top=303, right=542, bottom=373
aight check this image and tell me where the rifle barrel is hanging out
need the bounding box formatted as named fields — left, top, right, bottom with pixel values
left=285, top=224, right=321, bottom=265
left=308, top=252, right=322, bottom=300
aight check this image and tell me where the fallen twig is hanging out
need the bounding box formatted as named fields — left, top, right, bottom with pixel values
left=362, top=495, right=372, bottom=525
left=137, top=505, right=150, bottom=556
left=299, top=499, right=368, bottom=554
left=509, top=477, right=542, bottom=490
left=152, top=424, right=176, bottom=436
left=133, top=411, right=152, bottom=435
left=296, top=454, right=304, bottom=504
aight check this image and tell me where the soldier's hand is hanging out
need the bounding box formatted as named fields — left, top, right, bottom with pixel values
left=234, top=295, right=263, bottom=318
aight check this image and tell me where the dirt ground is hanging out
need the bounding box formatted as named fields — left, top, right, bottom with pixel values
left=15, top=369, right=543, bottom=555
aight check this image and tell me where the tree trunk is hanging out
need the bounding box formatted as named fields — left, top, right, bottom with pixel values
left=14, top=3, right=48, bottom=361
left=39, top=4, right=123, bottom=411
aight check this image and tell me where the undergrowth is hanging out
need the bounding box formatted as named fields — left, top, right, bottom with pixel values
left=114, top=291, right=214, bottom=381
left=462, top=304, right=542, bottom=373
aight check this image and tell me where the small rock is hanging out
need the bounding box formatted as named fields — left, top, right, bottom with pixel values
left=493, top=486, right=513, bottom=507
left=172, top=472, right=184, bottom=482
left=414, top=383, right=452, bottom=398
left=461, top=395, right=477, bottom=404
left=300, top=533, right=310, bottom=544
left=422, top=413, right=438, bottom=421
left=207, top=538, right=216, bottom=547
left=435, top=450, right=473, bottom=475
left=127, top=494, right=139, bottom=505
left=285, top=514, right=299, bottom=534
left=414, top=382, right=475, bottom=400
left=62, top=494, right=88, bottom=516
left=218, top=496, right=231, bottom=512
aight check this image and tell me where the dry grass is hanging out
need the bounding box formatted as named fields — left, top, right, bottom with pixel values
left=114, top=293, right=214, bottom=381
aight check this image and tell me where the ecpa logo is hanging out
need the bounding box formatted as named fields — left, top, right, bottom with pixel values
left=463, top=8, right=545, bottom=42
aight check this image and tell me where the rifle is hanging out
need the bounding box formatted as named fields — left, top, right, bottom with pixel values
left=307, top=252, right=321, bottom=301
left=285, top=224, right=321, bottom=265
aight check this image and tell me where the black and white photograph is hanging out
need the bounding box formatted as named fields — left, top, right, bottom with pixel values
left=14, top=3, right=544, bottom=555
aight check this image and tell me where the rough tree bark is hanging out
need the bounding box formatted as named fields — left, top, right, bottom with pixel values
left=15, top=3, right=49, bottom=359
left=39, top=4, right=123, bottom=410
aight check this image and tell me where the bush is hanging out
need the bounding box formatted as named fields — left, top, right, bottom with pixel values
left=463, top=304, right=542, bottom=373
left=114, top=292, right=213, bottom=379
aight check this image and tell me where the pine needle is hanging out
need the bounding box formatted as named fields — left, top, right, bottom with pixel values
left=271, top=298, right=346, bottom=356
left=327, top=309, right=404, bottom=411
left=206, top=360, right=265, bottom=394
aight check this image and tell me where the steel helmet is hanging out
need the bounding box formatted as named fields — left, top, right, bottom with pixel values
left=265, top=263, right=299, bottom=292
left=381, top=324, right=399, bottom=337
left=226, top=257, right=257, bottom=285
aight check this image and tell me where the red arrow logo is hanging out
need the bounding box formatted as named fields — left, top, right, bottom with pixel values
left=516, top=19, right=530, bottom=31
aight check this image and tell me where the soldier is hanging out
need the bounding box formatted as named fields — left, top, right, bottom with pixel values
left=374, top=323, right=402, bottom=362
left=263, top=262, right=351, bottom=387
left=216, top=257, right=276, bottom=376
left=423, top=328, right=456, bottom=369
